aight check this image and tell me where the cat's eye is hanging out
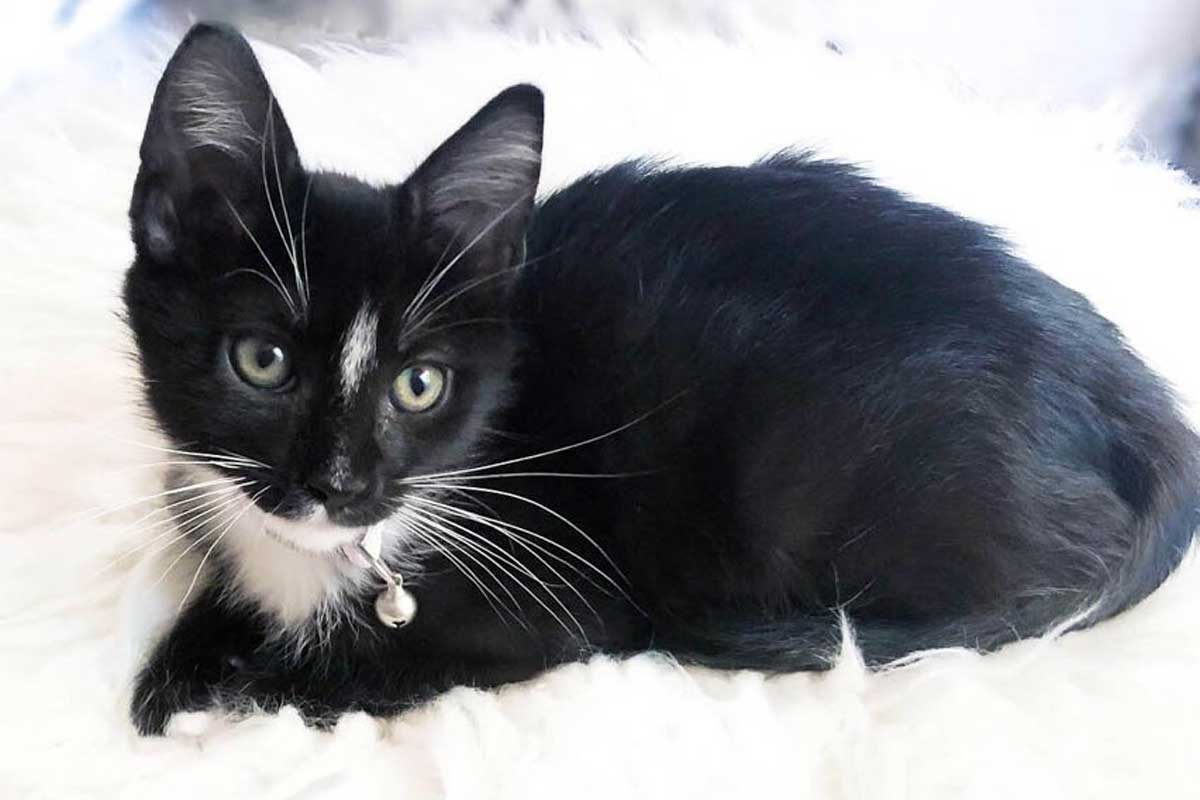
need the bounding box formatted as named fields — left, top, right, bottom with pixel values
left=392, top=364, right=447, bottom=412
left=230, top=334, right=292, bottom=390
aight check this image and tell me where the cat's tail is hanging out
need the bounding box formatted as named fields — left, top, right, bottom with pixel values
left=660, top=489, right=1200, bottom=673
left=657, top=609, right=1059, bottom=673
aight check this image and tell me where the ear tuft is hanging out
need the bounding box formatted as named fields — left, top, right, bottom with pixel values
left=131, top=23, right=299, bottom=265
left=406, top=84, right=544, bottom=274
left=420, top=85, right=544, bottom=220
left=147, top=23, right=288, bottom=163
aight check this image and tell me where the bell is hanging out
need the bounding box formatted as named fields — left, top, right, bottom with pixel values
left=356, top=529, right=418, bottom=628
left=375, top=582, right=418, bottom=628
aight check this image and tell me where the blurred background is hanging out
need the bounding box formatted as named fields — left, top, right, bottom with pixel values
left=5, top=0, right=1200, bottom=176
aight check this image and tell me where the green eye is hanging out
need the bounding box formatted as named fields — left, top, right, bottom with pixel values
left=392, top=364, right=447, bottom=412
left=230, top=335, right=292, bottom=390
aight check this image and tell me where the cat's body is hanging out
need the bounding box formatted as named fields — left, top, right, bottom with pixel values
left=126, top=25, right=1199, bottom=734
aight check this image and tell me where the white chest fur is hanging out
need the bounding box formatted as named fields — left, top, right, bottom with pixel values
left=219, top=510, right=372, bottom=630
left=171, top=466, right=404, bottom=635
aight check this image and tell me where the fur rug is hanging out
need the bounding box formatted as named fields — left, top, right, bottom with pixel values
left=2, top=22, right=1199, bottom=798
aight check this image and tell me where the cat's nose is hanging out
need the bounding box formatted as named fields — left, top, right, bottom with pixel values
left=305, top=474, right=373, bottom=512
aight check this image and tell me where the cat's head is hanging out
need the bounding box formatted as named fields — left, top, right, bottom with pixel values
left=124, top=24, right=543, bottom=554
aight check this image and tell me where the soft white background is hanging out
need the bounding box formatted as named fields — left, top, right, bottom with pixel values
left=2, top=4, right=1199, bottom=798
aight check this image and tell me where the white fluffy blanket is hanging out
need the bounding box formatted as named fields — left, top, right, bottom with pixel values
left=2, top=23, right=1199, bottom=798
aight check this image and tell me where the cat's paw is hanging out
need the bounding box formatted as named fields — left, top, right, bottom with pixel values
left=130, top=653, right=246, bottom=735
left=131, top=672, right=199, bottom=735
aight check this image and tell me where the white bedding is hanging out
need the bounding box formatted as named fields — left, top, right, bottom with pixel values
left=1, top=21, right=1198, bottom=798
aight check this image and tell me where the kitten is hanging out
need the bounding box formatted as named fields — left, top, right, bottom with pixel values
left=125, top=24, right=1199, bottom=735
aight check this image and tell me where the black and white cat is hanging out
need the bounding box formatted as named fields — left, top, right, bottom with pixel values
left=125, top=24, right=1199, bottom=735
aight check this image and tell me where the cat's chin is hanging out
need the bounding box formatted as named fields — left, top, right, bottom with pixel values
left=262, top=507, right=366, bottom=555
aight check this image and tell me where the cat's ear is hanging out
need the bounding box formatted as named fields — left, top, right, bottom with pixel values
left=403, top=84, right=544, bottom=289
left=130, top=23, right=299, bottom=264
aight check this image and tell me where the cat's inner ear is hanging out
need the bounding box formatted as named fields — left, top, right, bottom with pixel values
left=131, top=23, right=299, bottom=264
left=404, top=84, right=544, bottom=287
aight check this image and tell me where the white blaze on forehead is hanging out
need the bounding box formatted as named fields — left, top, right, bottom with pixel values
left=340, top=303, right=379, bottom=401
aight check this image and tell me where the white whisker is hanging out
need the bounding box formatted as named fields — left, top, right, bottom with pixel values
left=407, top=502, right=596, bottom=637
left=150, top=486, right=259, bottom=586
left=264, top=101, right=305, bottom=316
left=402, top=263, right=527, bottom=337
left=223, top=197, right=298, bottom=317
left=68, top=476, right=244, bottom=525
left=406, top=493, right=619, bottom=594
left=400, top=226, right=466, bottom=324
left=107, top=459, right=263, bottom=475
left=98, top=482, right=253, bottom=565
left=300, top=173, right=315, bottom=310
left=401, top=196, right=525, bottom=325
left=400, top=513, right=515, bottom=625
left=112, top=440, right=268, bottom=469
left=49, top=483, right=254, bottom=596
left=405, top=506, right=587, bottom=640
left=401, top=392, right=684, bottom=484
left=400, top=508, right=529, bottom=628
left=411, top=482, right=628, bottom=585
left=427, top=470, right=654, bottom=482
left=178, top=487, right=268, bottom=610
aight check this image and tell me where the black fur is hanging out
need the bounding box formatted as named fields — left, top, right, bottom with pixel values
left=125, top=24, right=1199, bottom=734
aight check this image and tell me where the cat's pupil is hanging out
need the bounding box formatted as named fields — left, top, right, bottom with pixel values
left=409, top=369, right=429, bottom=395
left=256, top=347, right=280, bottom=370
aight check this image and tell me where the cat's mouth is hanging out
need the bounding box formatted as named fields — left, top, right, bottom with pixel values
left=262, top=506, right=368, bottom=555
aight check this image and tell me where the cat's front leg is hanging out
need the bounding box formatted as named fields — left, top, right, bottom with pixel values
left=130, top=588, right=263, bottom=735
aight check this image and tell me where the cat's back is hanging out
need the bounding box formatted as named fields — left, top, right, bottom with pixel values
left=529, top=155, right=1064, bottom=335
left=519, top=156, right=1198, bottom=627
left=523, top=154, right=1126, bottom=389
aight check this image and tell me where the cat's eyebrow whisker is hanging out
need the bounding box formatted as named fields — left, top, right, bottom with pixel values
left=402, top=196, right=526, bottom=325
left=416, top=250, right=550, bottom=322
left=407, top=244, right=562, bottom=333
left=222, top=197, right=298, bottom=317
left=400, top=224, right=467, bottom=324
left=399, top=392, right=685, bottom=485
left=404, top=317, right=513, bottom=338
left=405, top=505, right=588, bottom=641
left=300, top=173, right=315, bottom=310
left=402, top=260, right=535, bottom=338
left=177, top=486, right=268, bottom=610
left=262, top=101, right=305, bottom=317
left=400, top=251, right=554, bottom=340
